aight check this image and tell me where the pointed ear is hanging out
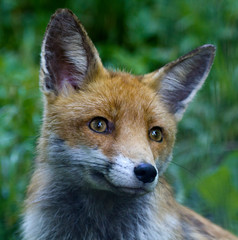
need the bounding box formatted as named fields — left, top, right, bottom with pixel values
left=142, top=44, right=216, bottom=121
left=40, top=9, right=104, bottom=95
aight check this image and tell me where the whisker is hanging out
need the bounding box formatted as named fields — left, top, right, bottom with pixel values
left=170, top=161, right=197, bottom=177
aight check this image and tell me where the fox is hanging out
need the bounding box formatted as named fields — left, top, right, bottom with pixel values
left=22, top=8, right=238, bottom=240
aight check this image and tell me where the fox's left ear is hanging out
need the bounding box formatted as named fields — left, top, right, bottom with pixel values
left=142, top=44, right=216, bottom=121
left=40, top=9, right=104, bottom=96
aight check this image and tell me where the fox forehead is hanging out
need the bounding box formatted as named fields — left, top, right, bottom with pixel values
left=49, top=72, right=176, bottom=128
left=44, top=72, right=176, bottom=158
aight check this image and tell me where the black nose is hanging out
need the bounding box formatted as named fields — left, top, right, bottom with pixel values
left=134, top=163, right=157, bottom=183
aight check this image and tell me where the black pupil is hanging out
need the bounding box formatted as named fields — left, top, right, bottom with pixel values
left=96, top=120, right=104, bottom=129
left=152, top=130, right=159, bottom=137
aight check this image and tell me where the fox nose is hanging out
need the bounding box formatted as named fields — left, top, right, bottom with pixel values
left=134, top=163, right=157, bottom=183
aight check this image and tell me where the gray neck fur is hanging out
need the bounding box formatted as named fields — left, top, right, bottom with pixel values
left=25, top=181, right=157, bottom=240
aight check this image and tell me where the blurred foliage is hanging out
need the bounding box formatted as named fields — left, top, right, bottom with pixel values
left=0, top=0, right=238, bottom=239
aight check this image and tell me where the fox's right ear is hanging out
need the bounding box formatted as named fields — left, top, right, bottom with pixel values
left=40, top=9, right=104, bottom=96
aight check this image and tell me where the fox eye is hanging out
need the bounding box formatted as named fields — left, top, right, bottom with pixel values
left=89, top=117, right=108, bottom=133
left=149, top=127, right=163, bottom=142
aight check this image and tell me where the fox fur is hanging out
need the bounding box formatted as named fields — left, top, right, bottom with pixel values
left=22, top=9, right=238, bottom=240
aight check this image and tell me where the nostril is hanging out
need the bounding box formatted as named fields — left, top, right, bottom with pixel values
left=134, top=163, right=157, bottom=183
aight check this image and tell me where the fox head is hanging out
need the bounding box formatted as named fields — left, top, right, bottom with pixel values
left=39, top=9, right=215, bottom=196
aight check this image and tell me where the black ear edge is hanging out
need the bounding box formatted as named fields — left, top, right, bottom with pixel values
left=50, top=8, right=96, bottom=58
left=44, top=9, right=82, bottom=37
left=42, top=8, right=95, bottom=66
left=141, top=44, right=216, bottom=87
left=163, top=44, right=216, bottom=73
left=47, top=8, right=99, bottom=67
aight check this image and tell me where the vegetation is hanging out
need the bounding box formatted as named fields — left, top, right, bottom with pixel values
left=1, top=0, right=237, bottom=239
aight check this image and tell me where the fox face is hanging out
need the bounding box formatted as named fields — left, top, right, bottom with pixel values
left=39, top=9, right=215, bottom=197
left=43, top=73, right=176, bottom=195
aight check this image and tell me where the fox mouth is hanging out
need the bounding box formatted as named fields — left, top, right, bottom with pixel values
left=90, top=171, right=149, bottom=196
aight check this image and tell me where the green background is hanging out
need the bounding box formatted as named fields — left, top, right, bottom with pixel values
left=1, top=0, right=238, bottom=239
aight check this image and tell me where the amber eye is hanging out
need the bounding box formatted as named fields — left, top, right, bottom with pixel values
left=89, top=117, right=108, bottom=133
left=149, top=127, right=163, bottom=142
